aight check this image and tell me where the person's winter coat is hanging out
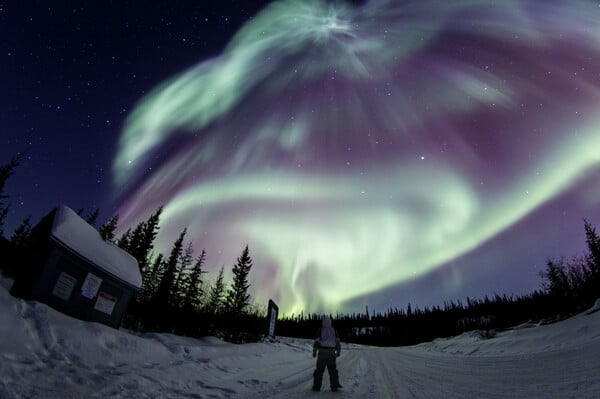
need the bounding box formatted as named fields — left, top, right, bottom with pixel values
left=314, top=317, right=341, bottom=353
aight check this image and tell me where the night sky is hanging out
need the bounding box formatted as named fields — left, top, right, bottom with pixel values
left=2, top=1, right=600, bottom=314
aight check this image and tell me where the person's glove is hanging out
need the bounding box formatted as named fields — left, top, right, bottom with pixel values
left=335, top=351, right=340, bottom=357
left=312, top=350, right=317, bottom=358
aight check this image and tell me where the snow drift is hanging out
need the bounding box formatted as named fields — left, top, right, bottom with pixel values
left=1, top=277, right=599, bottom=398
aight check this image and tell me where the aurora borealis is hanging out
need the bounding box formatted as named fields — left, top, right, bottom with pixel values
left=112, top=0, right=600, bottom=313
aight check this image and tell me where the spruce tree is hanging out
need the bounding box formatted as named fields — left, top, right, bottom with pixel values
left=127, top=222, right=145, bottom=259
left=126, top=207, right=163, bottom=273
left=154, top=228, right=187, bottom=308
left=225, top=245, right=253, bottom=315
left=85, top=208, right=100, bottom=227
left=0, top=154, right=22, bottom=237
left=540, top=259, right=569, bottom=296
left=99, top=214, right=119, bottom=242
left=184, top=249, right=207, bottom=312
left=10, top=215, right=32, bottom=249
left=117, top=227, right=132, bottom=250
left=173, top=242, right=194, bottom=306
left=0, top=207, right=8, bottom=238
left=584, top=219, right=600, bottom=274
left=143, top=253, right=164, bottom=301
left=206, top=266, right=226, bottom=315
left=138, top=207, right=163, bottom=271
left=583, top=219, right=600, bottom=294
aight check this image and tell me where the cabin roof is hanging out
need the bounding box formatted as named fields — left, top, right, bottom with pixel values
left=50, top=206, right=142, bottom=289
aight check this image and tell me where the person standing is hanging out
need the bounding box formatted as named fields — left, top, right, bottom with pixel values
left=312, top=317, right=342, bottom=392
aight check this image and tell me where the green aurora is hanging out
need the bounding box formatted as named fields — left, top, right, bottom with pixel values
left=114, top=0, right=600, bottom=313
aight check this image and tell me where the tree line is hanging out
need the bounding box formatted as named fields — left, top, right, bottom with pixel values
left=277, top=220, right=600, bottom=346
left=1, top=154, right=599, bottom=346
left=102, top=207, right=265, bottom=342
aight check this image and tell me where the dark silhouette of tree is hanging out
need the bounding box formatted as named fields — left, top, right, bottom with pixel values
left=85, top=208, right=100, bottom=227
left=106, top=209, right=598, bottom=345
left=139, top=253, right=164, bottom=303
left=127, top=222, right=144, bottom=252
left=537, top=219, right=600, bottom=314
left=10, top=215, right=32, bottom=249
left=206, top=266, right=226, bottom=315
left=117, top=227, right=132, bottom=249
left=173, top=242, right=194, bottom=306
left=140, top=207, right=163, bottom=266
left=99, top=214, right=119, bottom=242
left=153, top=228, right=187, bottom=307
left=0, top=154, right=22, bottom=237
left=584, top=219, right=600, bottom=275
left=540, top=258, right=569, bottom=297
left=226, top=245, right=253, bottom=315
left=184, top=249, right=207, bottom=312
left=126, top=207, right=163, bottom=273
left=0, top=208, right=8, bottom=238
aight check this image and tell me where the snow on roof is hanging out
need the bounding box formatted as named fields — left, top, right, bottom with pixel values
left=50, top=205, right=142, bottom=289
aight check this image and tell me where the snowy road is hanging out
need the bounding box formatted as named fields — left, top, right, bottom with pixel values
left=4, top=336, right=599, bottom=398
left=2, top=280, right=600, bottom=398
left=244, top=339, right=600, bottom=398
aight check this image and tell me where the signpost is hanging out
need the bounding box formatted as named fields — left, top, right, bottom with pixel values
left=267, top=299, right=279, bottom=338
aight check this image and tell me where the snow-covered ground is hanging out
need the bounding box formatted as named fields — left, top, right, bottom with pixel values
left=1, top=277, right=600, bottom=398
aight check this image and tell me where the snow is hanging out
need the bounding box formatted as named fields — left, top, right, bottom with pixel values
left=1, top=278, right=599, bottom=398
left=51, top=205, right=142, bottom=288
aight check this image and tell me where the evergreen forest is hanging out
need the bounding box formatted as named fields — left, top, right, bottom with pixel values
left=1, top=155, right=599, bottom=346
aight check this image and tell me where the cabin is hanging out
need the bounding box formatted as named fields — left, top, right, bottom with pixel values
left=10, top=205, right=141, bottom=328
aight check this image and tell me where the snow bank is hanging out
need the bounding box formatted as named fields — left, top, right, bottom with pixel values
left=586, top=298, right=600, bottom=314
left=0, top=277, right=314, bottom=398
left=1, top=277, right=599, bottom=398
left=415, top=304, right=600, bottom=357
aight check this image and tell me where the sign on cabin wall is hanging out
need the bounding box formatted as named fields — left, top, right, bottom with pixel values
left=52, top=272, right=77, bottom=301
left=94, top=291, right=117, bottom=315
left=81, top=272, right=102, bottom=299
